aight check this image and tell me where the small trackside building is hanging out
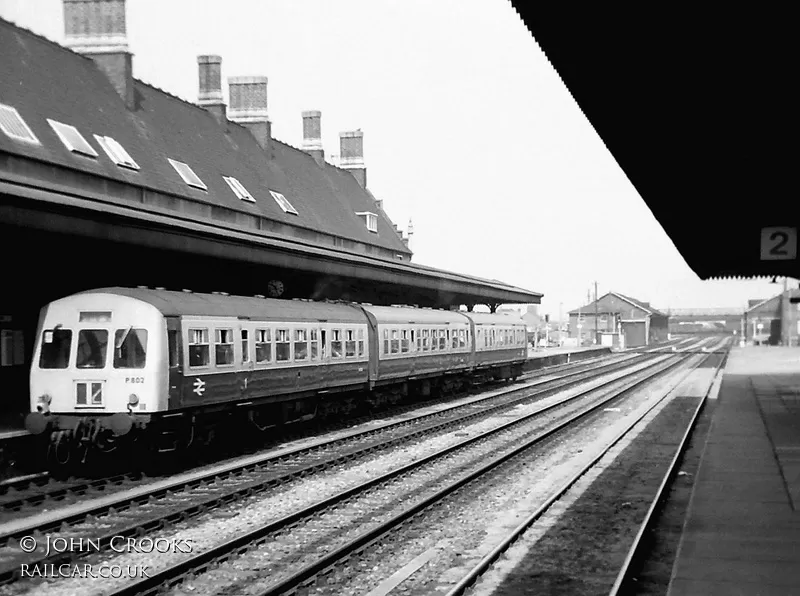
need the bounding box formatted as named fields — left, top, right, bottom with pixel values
left=568, top=291, right=669, bottom=348
left=743, top=289, right=800, bottom=346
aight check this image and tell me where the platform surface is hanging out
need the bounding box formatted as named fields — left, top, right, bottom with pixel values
left=667, top=346, right=800, bottom=596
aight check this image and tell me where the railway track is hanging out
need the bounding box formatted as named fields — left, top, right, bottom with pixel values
left=607, top=347, right=729, bottom=596
left=442, top=340, right=730, bottom=596
left=0, top=350, right=621, bottom=499
left=99, top=348, right=695, bottom=596
left=0, top=350, right=652, bottom=525
left=0, top=351, right=690, bottom=593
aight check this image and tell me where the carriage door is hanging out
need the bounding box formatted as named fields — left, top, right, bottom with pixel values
left=166, top=317, right=183, bottom=409
left=238, top=320, right=255, bottom=401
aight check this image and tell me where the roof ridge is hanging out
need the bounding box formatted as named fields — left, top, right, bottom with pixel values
left=0, top=15, right=95, bottom=64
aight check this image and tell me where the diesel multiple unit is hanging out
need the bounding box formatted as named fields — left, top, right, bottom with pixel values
left=26, top=288, right=528, bottom=466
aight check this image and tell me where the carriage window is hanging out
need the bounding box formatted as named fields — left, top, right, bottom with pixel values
left=401, top=329, right=410, bottom=353
left=241, top=329, right=250, bottom=363
left=431, top=330, right=438, bottom=351
left=168, top=330, right=179, bottom=367
left=383, top=329, right=389, bottom=354
left=452, top=329, right=459, bottom=349
left=346, top=329, right=356, bottom=357
left=76, top=329, right=108, bottom=369
left=422, top=329, right=429, bottom=351
left=276, top=329, right=290, bottom=361
left=357, top=328, right=365, bottom=357
left=321, top=329, right=327, bottom=358
left=310, top=329, right=319, bottom=360
left=331, top=329, right=343, bottom=358
left=39, top=329, right=72, bottom=369
left=215, top=329, right=234, bottom=366
left=460, top=329, right=467, bottom=348
left=439, top=329, right=447, bottom=350
left=411, top=329, right=417, bottom=351
left=255, top=328, right=272, bottom=363
left=390, top=329, right=399, bottom=354
left=294, top=329, right=308, bottom=361
left=114, top=328, right=147, bottom=369
left=188, top=328, right=209, bottom=367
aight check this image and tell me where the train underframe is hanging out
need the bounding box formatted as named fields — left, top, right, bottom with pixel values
left=27, top=362, right=523, bottom=474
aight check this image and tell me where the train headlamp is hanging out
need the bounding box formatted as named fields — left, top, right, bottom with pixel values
left=128, top=394, right=140, bottom=407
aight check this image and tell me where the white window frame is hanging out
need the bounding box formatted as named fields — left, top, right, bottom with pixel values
left=94, top=134, right=139, bottom=170
left=355, top=211, right=378, bottom=233
left=0, top=103, right=40, bottom=145
left=223, top=176, right=255, bottom=202
left=47, top=119, right=98, bottom=157
left=168, top=158, right=207, bottom=190
left=270, top=190, right=298, bottom=215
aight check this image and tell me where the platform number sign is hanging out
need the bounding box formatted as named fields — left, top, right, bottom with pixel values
left=760, top=227, right=797, bottom=260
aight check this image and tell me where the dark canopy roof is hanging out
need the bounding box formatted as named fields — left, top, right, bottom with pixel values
left=510, top=4, right=796, bottom=281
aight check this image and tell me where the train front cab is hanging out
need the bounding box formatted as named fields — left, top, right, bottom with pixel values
left=26, top=292, right=168, bottom=442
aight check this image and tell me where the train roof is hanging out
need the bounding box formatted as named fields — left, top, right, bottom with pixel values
left=73, top=288, right=367, bottom=322
left=464, top=312, right=527, bottom=326
left=359, top=305, right=470, bottom=325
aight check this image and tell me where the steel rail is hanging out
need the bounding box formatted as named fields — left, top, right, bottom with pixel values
left=104, top=354, right=691, bottom=596
left=606, top=347, right=729, bottom=596
left=0, top=351, right=654, bottom=546
left=0, top=352, right=666, bottom=584
left=442, top=350, right=718, bottom=596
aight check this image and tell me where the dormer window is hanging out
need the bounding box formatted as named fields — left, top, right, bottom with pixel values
left=270, top=190, right=298, bottom=215
left=94, top=135, right=139, bottom=170
left=0, top=103, right=40, bottom=145
left=47, top=119, right=97, bottom=157
left=168, top=158, right=207, bottom=190
left=356, top=211, right=378, bottom=233
left=223, top=176, right=255, bottom=202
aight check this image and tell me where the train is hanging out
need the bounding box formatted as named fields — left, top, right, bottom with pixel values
left=24, top=288, right=528, bottom=468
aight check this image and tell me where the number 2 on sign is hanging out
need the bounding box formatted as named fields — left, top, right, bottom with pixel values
left=760, top=227, right=797, bottom=260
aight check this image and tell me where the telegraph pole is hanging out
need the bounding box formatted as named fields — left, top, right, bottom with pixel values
left=594, top=281, right=599, bottom=345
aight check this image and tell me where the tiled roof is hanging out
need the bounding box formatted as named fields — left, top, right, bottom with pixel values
left=0, top=16, right=410, bottom=256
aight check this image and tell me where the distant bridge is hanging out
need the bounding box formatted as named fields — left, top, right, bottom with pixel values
left=666, top=308, right=743, bottom=335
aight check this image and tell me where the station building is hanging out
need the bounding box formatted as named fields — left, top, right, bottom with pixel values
left=568, top=292, right=669, bottom=348
left=0, top=0, right=541, bottom=425
left=742, top=289, right=800, bottom=346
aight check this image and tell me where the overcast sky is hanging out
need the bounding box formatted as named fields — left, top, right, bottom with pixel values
left=1, top=0, right=791, bottom=317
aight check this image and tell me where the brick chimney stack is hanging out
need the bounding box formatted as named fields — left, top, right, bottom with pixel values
left=228, top=76, right=271, bottom=153
left=339, top=130, right=366, bottom=188
left=197, top=55, right=226, bottom=125
left=302, top=111, right=324, bottom=165
left=63, top=0, right=134, bottom=109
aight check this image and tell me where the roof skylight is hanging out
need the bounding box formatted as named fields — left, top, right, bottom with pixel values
left=224, top=176, right=255, bottom=203
left=47, top=119, right=98, bottom=157
left=168, top=158, right=207, bottom=190
left=94, top=135, right=139, bottom=170
left=270, top=190, right=298, bottom=215
left=0, top=103, right=40, bottom=145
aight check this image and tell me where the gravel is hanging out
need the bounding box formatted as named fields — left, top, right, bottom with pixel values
left=0, top=354, right=668, bottom=596
left=293, top=355, right=705, bottom=595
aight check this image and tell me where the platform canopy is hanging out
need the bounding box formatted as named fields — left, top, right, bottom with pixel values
left=512, top=4, right=797, bottom=281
